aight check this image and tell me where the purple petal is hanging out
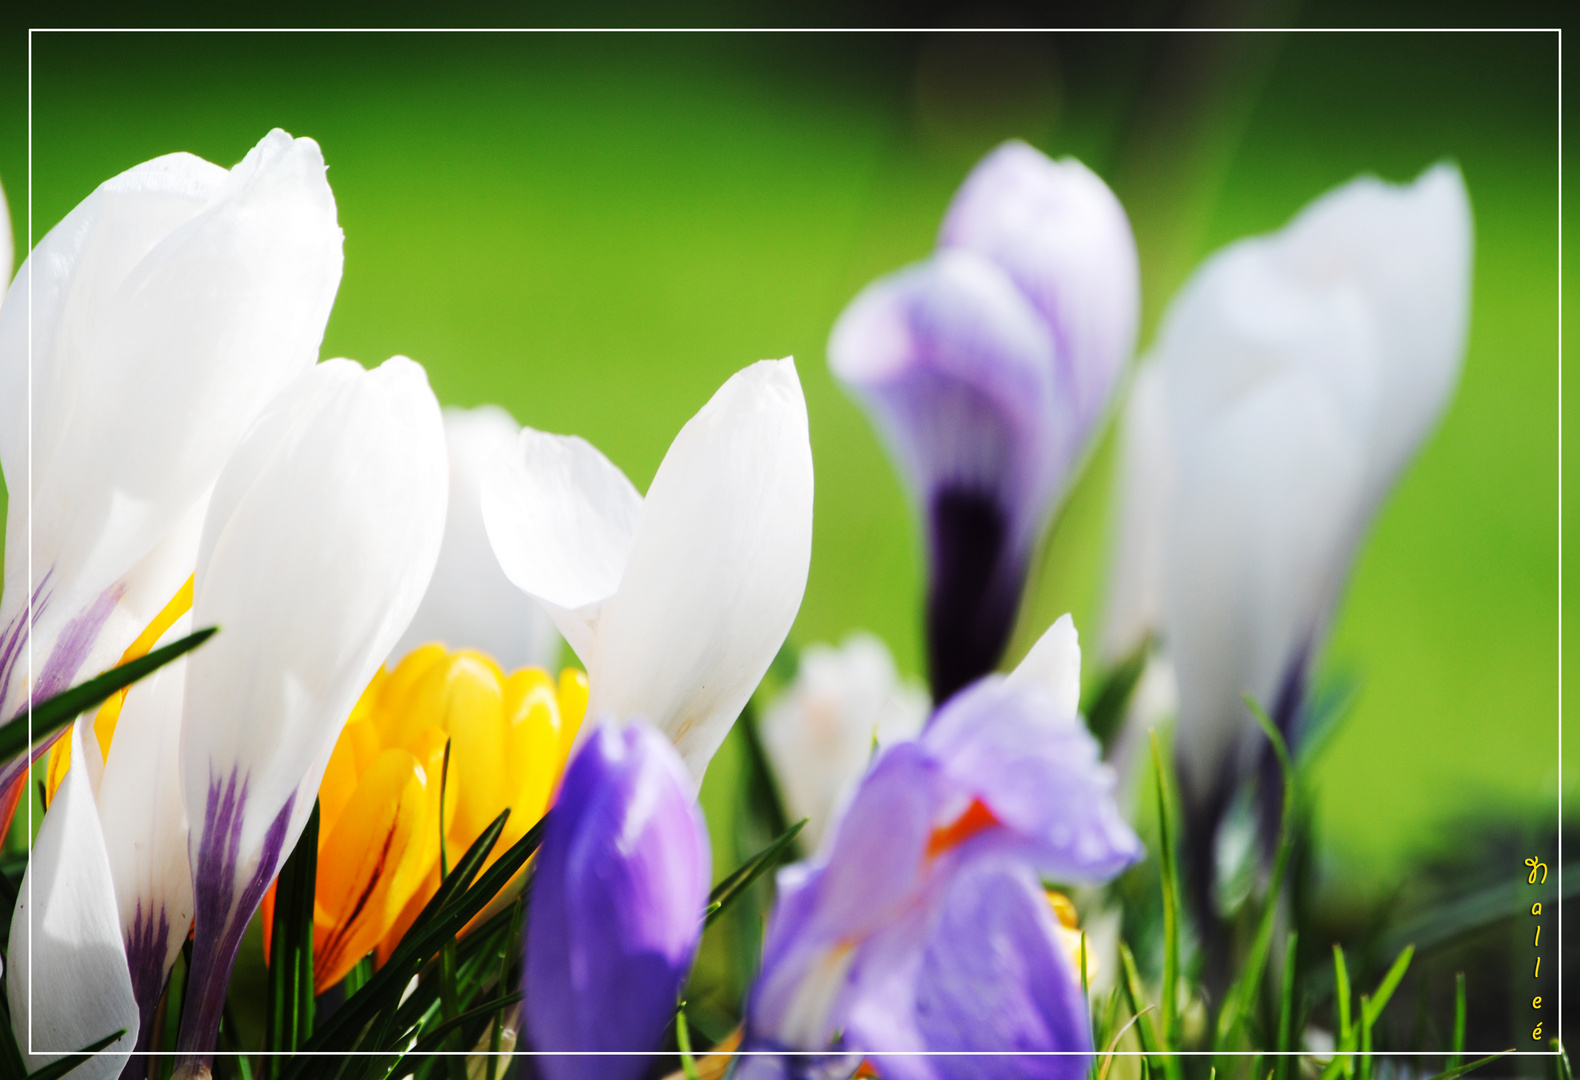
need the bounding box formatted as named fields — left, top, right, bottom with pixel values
left=939, top=140, right=1138, bottom=438
left=749, top=746, right=940, bottom=1049
left=869, top=860, right=1092, bottom=1080
left=829, top=251, right=1065, bottom=702
left=525, top=722, right=710, bottom=1080
left=922, top=678, right=1142, bottom=882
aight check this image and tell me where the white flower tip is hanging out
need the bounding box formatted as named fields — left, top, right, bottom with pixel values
left=1007, top=613, right=1082, bottom=719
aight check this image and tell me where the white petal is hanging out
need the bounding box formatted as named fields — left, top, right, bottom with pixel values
left=1100, top=363, right=1170, bottom=664
left=1274, top=164, right=1472, bottom=507
left=98, top=617, right=193, bottom=1001
left=593, top=358, right=814, bottom=779
left=183, top=355, right=446, bottom=891
left=1007, top=613, right=1082, bottom=719
left=395, top=406, right=562, bottom=669
left=1155, top=238, right=1376, bottom=792
left=7, top=720, right=137, bottom=1078
left=481, top=426, right=641, bottom=665
left=0, top=129, right=342, bottom=718
left=761, top=633, right=928, bottom=852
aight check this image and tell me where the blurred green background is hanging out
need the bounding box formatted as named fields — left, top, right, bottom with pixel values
left=0, top=27, right=1562, bottom=881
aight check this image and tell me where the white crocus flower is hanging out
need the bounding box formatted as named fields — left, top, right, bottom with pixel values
left=393, top=405, right=561, bottom=670
left=761, top=633, right=928, bottom=852
left=483, top=358, right=814, bottom=781
left=171, top=357, right=446, bottom=1074
left=7, top=620, right=193, bottom=1080
left=0, top=129, right=343, bottom=751
left=1103, top=165, right=1472, bottom=872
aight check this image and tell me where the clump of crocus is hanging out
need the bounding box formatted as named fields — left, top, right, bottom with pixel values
left=830, top=141, right=1139, bottom=705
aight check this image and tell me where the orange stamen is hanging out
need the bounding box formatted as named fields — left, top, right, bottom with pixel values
left=926, top=797, right=1000, bottom=858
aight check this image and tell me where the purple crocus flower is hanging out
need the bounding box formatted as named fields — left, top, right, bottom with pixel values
left=525, top=720, right=711, bottom=1080
left=829, top=142, right=1138, bottom=705
left=739, top=666, right=1141, bottom=1080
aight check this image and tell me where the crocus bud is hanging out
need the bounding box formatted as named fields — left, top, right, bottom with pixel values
left=1104, top=164, right=1472, bottom=910
left=759, top=633, right=928, bottom=852
left=525, top=721, right=710, bottom=1080
left=830, top=142, right=1137, bottom=704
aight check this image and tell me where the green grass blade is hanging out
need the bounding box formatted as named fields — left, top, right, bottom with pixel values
left=287, top=809, right=521, bottom=1063
left=1118, top=940, right=1161, bottom=1058
left=1276, top=932, right=1298, bottom=1080
left=1362, top=944, right=1414, bottom=1028
left=0, top=628, right=217, bottom=760
left=1333, top=945, right=1353, bottom=1080
left=24, top=1030, right=127, bottom=1080
left=1358, top=994, right=1372, bottom=1080
left=1214, top=696, right=1297, bottom=1051
left=1449, top=972, right=1466, bottom=1069
left=1420, top=1050, right=1512, bottom=1080
left=704, top=818, right=806, bottom=929
left=676, top=1006, right=702, bottom=1080
left=1550, top=1039, right=1572, bottom=1080
left=1149, top=733, right=1182, bottom=1060
left=1083, top=636, right=1150, bottom=749
left=266, top=802, right=319, bottom=1066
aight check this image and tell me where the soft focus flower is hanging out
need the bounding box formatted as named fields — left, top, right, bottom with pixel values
left=829, top=141, right=1138, bottom=704
left=1102, top=164, right=1472, bottom=894
left=740, top=617, right=1140, bottom=1080
left=393, top=406, right=562, bottom=670
left=525, top=721, right=710, bottom=1080
left=263, top=643, right=587, bottom=990
left=760, top=632, right=928, bottom=852
left=482, top=358, right=814, bottom=781
left=173, top=357, right=446, bottom=1074
left=7, top=618, right=193, bottom=1080
left=0, top=130, right=343, bottom=756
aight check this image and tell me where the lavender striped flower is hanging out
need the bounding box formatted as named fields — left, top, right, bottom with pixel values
left=524, top=720, right=711, bottom=1080
left=830, top=142, right=1137, bottom=705
left=740, top=619, right=1141, bottom=1080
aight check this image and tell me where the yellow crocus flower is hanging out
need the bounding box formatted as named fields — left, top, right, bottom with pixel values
left=264, top=643, right=587, bottom=991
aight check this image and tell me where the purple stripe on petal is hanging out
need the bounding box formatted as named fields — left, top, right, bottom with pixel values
left=176, top=768, right=294, bottom=1069
left=0, top=569, right=54, bottom=717
left=119, top=901, right=174, bottom=1080
left=35, top=581, right=125, bottom=702
left=0, top=726, right=66, bottom=803
left=829, top=252, right=1064, bottom=703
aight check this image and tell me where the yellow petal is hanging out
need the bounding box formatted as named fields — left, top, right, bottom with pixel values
left=313, top=747, right=430, bottom=991
left=372, top=643, right=451, bottom=746
left=502, top=669, right=563, bottom=841
left=557, top=668, right=589, bottom=760
left=43, top=737, right=71, bottom=806
left=93, top=575, right=195, bottom=759
left=433, top=653, right=508, bottom=852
